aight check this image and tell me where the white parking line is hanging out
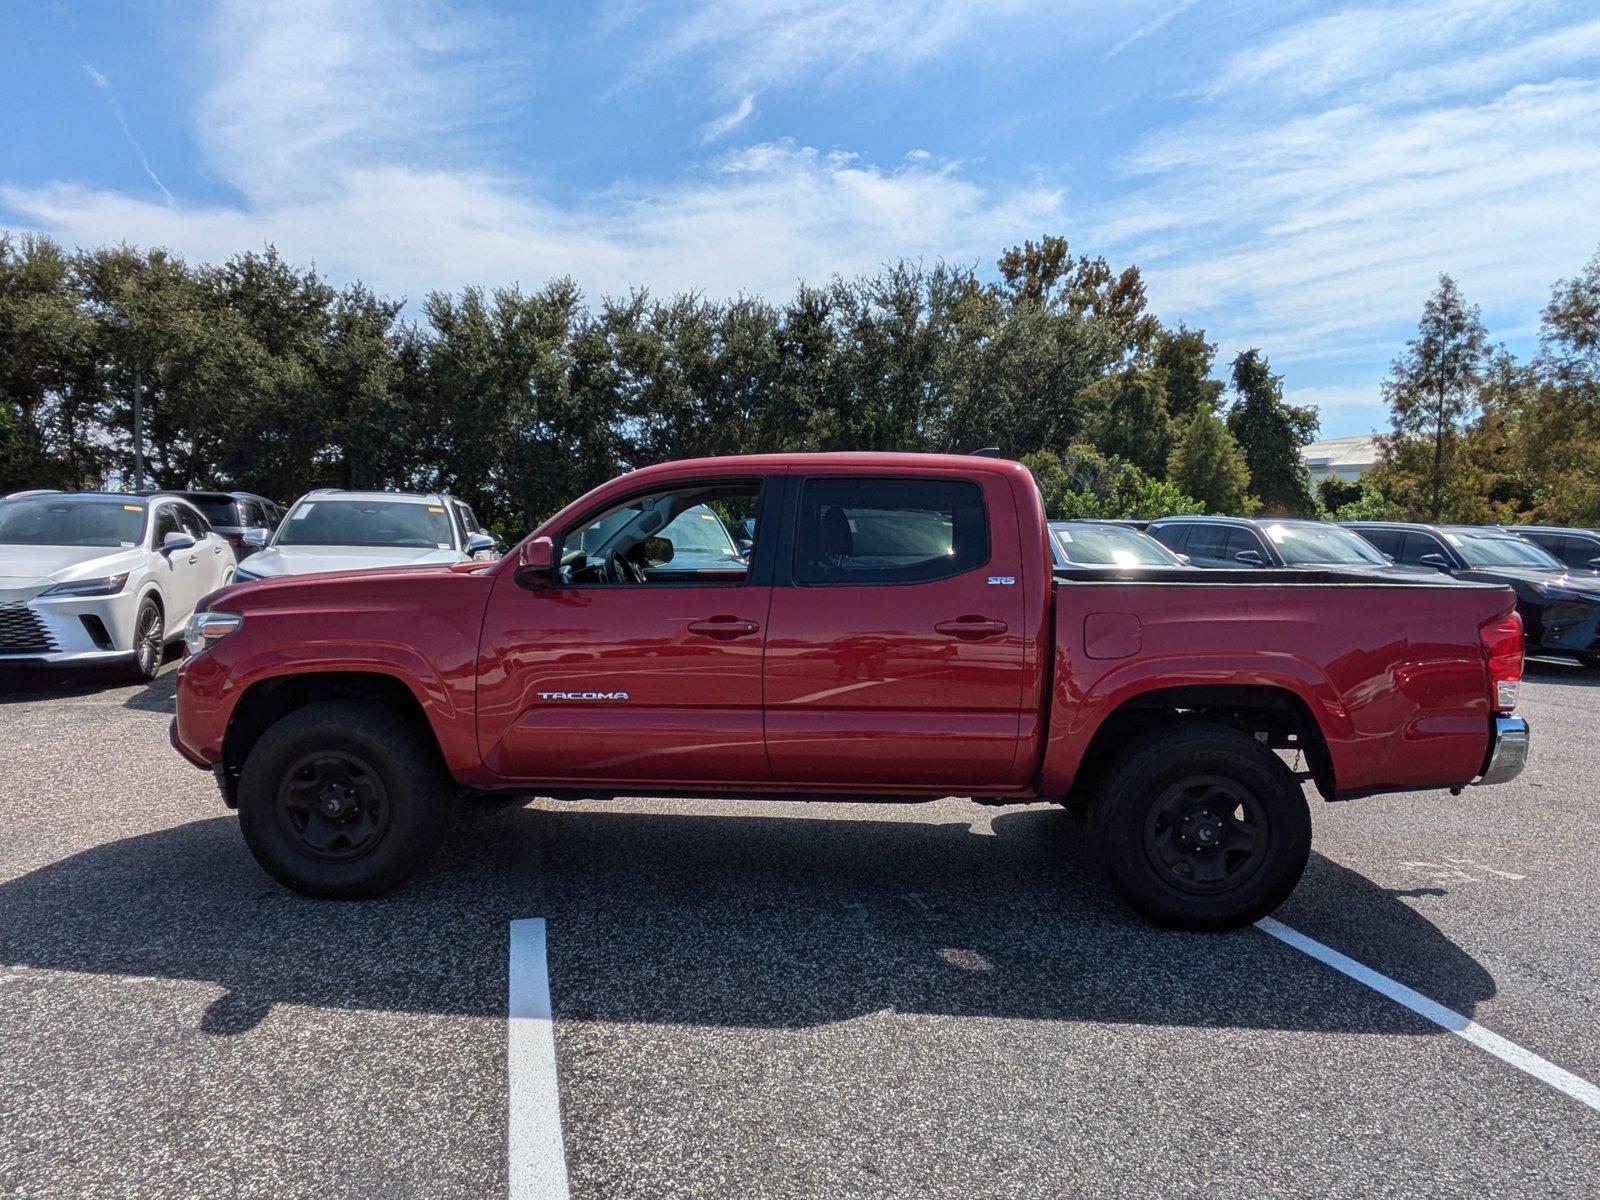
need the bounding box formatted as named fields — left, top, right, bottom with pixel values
left=1257, top=917, right=1600, bottom=1114
left=508, top=918, right=571, bottom=1200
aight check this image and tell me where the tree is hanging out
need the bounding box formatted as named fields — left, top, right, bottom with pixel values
left=1080, top=365, right=1170, bottom=476
left=1167, top=410, right=1254, bottom=514
left=1226, top=349, right=1318, bottom=516
left=1152, top=324, right=1224, bottom=420
left=1022, top=444, right=1200, bottom=520
left=1381, top=274, right=1490, bottom=520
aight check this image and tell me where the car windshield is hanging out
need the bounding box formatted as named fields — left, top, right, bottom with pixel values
left=0, top=497, right=146, bottom=547
left=659, top=504, right=739, bottom=558
left=274, top=499, right=456, bottom=549
left=1448, top=532, right=1564, bottom=570
left=1265, top=522, right=1387, bottom=565
left=1051, top=523, right=1177, bottom=567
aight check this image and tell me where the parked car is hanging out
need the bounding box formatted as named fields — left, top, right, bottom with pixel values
left=234, top=489, right=498, bottom=581
left=1148, top=515, right=1429, bottom=577
left=1345, top=521, right=1600, bottom=668
left=446, top=497, right=504, bottom=560
left=0, top=491, right=235, bottom=680
left=173, top=453, right=1527, bottom=930
left=147, top=490, right=283, bottom=559
left=1505, top=525, right=1600, bottom=575
left=1048, top=520, right=1193, bottom=570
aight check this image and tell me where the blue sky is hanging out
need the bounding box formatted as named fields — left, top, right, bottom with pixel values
left=3, top=1, right=1599, bottom=436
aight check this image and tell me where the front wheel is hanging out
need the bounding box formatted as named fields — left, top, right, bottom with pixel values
left=236, top=699, right=456, bottom=899
left=1089, top=722, right=1311, bottom=930
left=124, top=595, right=164, bottom=683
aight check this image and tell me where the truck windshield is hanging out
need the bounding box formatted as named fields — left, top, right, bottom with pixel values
left=275, top=500, right=456, bottom=549
left=1051, top=524, right=1176, bottom=567
left=1266, top=523, right=1387, bottom=565
left=0, top=497, right=146, bottom=547
left=1448, top=532, right=1564, bottom=570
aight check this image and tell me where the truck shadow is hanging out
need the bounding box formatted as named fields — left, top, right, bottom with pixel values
left=0, top=802, right=1494, bottom=1038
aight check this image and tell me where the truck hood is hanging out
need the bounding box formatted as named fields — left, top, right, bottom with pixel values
left=242, top=544, right=462, bottom=577
left=0, top=544, right=143, bottom=591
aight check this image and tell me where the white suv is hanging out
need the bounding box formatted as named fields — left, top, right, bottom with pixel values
left=0, top=492, right=236, bottom=681
left=234, top=489, right=497, bottom=581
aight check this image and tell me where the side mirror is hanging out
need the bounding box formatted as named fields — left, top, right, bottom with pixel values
left=641, top=535, right=674, bottom=566
left=515, top=536, right=555, bottom=587
left=1176, top=554, right=1191, bottom=565
left=1234, top=549, right=1265, bottom=567
left=1418, top=553, right=1452, bottom=571
left=466, top=532, right=498, bottom=558
left=241, top=528, right=269, bottom=550
left=1587, top=557, right=1600, bottom=571
left=161, top=531, right=197, bottom=555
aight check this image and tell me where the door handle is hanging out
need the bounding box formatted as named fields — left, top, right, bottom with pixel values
left=935, top=617, right=1008, bottom=639
left=186, top=554, right=199, bottom=565
left=687, top=616, right=760, bottom=639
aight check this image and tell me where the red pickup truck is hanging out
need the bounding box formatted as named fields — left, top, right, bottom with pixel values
left=172, top=453, right=1529, bottom=928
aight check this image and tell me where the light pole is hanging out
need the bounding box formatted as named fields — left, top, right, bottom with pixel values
left=116, top=315, right=145, bottom=491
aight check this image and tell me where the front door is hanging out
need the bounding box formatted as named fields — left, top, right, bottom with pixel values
left=762, top=471, right=1028, bottom=790
left=477, top=476, right=774, bottom=785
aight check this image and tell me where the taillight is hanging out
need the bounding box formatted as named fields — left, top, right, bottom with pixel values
left=1480, top=610, right=1523, bottom=713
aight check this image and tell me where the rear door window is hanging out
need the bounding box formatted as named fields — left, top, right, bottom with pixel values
left=794, top=477, right=987, bottom=585
left=1557, top=534, right=1600, bottom=568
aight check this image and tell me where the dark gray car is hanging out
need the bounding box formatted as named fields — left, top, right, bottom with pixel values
left=1147, top=515, right=1429, bottom=577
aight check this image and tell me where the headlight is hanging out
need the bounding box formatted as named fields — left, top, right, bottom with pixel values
left=183, top=610, right=243, bottom=656
left=232, top=567, right=261, bottom=582
left=40, top=573, right=129, bottom=598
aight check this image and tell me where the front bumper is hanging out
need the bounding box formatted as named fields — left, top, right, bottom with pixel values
left=0, top=589, right=142, bottom=662
left=1474, top=715, right=1529, bottom=786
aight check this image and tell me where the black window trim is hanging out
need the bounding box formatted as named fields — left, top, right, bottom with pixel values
left=787, top=473, right=993, bottom=589
left=552, top=474, right=780, bottom=590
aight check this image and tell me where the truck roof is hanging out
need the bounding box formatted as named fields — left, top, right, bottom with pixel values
left=618, top=451, right=1033, bottom=480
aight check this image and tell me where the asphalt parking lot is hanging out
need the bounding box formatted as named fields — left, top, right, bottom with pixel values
left=2, top=657, right=1598, bottom=1199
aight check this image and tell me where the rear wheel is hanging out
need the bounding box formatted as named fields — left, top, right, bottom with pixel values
left=1089, top=722, right=1311, bottom=930
left=236, top=699, right=455, bottom=899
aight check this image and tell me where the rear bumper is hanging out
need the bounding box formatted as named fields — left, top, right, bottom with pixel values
left=1474, top=715, right=1529, bottom=786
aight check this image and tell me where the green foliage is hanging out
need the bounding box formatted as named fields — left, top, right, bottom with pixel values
left=1167, top=410, right=1255, bottom=514
left=1152, top=324, right=1224, bottom=420
left=1226, top=349, right=1318, bottom=515
left=1315, top=475, right=1363, bottom=514
left=1326, top=480, right=1407, bottom=522
left=1023, top=444, right=1201, bottom=520
left=1380, top=273, right=1491, bottom=520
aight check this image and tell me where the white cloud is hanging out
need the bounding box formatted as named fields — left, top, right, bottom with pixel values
left=1097, top=5, right=1600, bottom=383
left=1105, top=0, right=1200, bottom=60
left=699, top=93, right=757, bottom=144
left=3, top=0, right=1064, bottom=305
left=2, top=144, right=1063, bottom=304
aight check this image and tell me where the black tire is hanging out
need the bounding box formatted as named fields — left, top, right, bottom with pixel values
left=124, top=595, right=164, bottom=683
left=236, top=699, right=455, bottom=899
left=1089, top=722, right=1311, bottom=930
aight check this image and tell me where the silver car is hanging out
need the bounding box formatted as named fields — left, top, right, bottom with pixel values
left=235, top=489, right=498, bottom=580
left=0, top=492, right=237, bottom=680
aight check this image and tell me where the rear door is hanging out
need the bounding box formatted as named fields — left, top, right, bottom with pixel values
left=761, top=470, right=1028, bottom=789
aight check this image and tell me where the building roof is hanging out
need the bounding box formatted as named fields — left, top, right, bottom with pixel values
left=1300, top=434, right=1381, bottom=470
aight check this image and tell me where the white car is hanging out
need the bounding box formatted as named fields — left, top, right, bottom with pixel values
left=234, top=489, right=497, bottom=581
left=0, top=492, right=237, bottom=681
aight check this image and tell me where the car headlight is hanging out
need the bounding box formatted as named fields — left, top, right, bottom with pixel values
left=232, top=566, right=261, bottom=582
left=183, top=610, right=243, bottom=656
left=40, top=573, right=129, bottom=598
